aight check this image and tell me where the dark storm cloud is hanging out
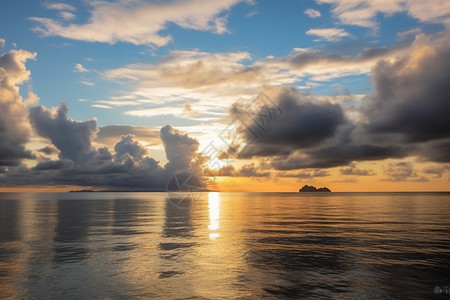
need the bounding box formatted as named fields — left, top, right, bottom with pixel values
left=222, top=31, right=450, bottom=171
left=0, top=49, right=35, bottom=166
left=225, top=87, right=410, bottom=170
left=33, top=159, right=73, bottom=171
left=417, top=139, right=450, bottom=162
left=363, top=32, right=450, bottom=143
left=231, top=87, right=346, bottom=159
left=29, top=103, right=97, bottom=165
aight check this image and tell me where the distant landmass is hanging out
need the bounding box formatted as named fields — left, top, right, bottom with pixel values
left=299, top=185, right=331, bottom=192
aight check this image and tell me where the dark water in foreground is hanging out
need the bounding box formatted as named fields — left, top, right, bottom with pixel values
left=0, top=192, right=449, bottom=299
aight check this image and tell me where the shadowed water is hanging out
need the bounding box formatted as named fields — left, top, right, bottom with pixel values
left=0, top=192, right=449, bottom=299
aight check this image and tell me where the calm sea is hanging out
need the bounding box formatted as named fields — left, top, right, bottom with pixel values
left=0, top=192, right=449, bottom=299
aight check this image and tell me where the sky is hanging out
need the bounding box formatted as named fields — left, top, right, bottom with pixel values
left=0, top=0, right=449, bottom=192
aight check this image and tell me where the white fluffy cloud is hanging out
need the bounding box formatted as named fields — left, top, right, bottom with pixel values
left=0, top=48, right=36, bottom=166
left=31, top=0, right=248, bottom=46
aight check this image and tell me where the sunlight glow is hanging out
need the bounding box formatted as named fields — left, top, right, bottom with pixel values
left=208, top=192, right=220, bottom=239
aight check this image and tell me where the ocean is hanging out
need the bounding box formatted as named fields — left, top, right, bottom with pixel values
left=0, top=192, right=449, bottom=299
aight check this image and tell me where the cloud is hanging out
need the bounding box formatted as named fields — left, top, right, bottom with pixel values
left=80, top=80, right=94, bottom=86
left=229, top=87, right=346, bottom=159
left=38, top=145, right=59, bottom=155
left=363, top=31, right=450, bottom=143
left=114, top=134, right=148, bottom=162
left=74, top=63, right=88, bottom=72
left=316, top=0, right=450, bottom=28
left=418, top=139, right=450, bottom=163
left=31, top=0, right=248, bottom=46
left=29, top=103, right=98, bottom=165
left=306, top=28, right=351, bottom=42
left=0, top=48, right=36, bottom=166
left=207, top=163, right=270, bottom=177
left=101, top=49, right=293, bottom=120
left=0, top=38, right=5, bottom=49
left=59, top=11, right=75, bottom=21
left=278, top=169, right=330, bottom=178
left=381, top=162, right=428, bottom=182
left=44, top=3, right=76, bottom=11
left=283, top=44, right=405, bottom=81
left=33, top=159, right=73, bottom=171
left=339, top=163, right=375, bottom=176
left=304, top=8, right=321, bottom=18
left=95, top=125, right=160, bottom=148
left=422, top=164, right=448, bottom=178
left=2, top=101, right=206, bottom=190
left=104, top=50, right=263, bottom=88
left=160, top=125, right=200, bottom=171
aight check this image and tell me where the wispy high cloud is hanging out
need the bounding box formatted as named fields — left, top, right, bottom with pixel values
left=44, top=3, right=76, bottom=11
left=74, top=63, right=88, bottom=72
left=31, top=0, right=249, bottom=46
left=317, top=0, right=450, bottom=27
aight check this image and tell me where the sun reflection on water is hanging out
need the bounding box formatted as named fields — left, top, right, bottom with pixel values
left=208, top=192, right=220, bottom=239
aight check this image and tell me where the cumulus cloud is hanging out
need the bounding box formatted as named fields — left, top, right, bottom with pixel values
left=160, top=125, right=200, bottom=171
left=31, top=0, right=248, bottom=46
left=0, top=38, right=5, bottom=49
left=363, top=31, right=450, bottom=144
left=317, top=0, right=450, bottom=28
left=2, top=101, right=206, bottom=190
left=0, top=48, right=36, bottom=166
left=29, top=103, right=98, bottom=165
left=114, top=134, right=148, bottom=162
left=306, top=28, right=351, bottom=42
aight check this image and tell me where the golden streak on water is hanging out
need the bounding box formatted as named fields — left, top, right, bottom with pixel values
left=208, top=192, right=220, bottom=239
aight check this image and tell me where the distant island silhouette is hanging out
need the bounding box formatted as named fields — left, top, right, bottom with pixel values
left=299, top=185, right=331, bottom=192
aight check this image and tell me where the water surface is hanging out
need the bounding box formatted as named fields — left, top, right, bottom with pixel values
left=0, top=192, right=449, bottom=299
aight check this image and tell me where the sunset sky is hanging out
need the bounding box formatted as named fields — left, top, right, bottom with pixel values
left=0, top=0, right=449, bottom=192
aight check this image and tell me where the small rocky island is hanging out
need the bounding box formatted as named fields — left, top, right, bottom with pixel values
left=299, top=185, right=331, bottom=192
